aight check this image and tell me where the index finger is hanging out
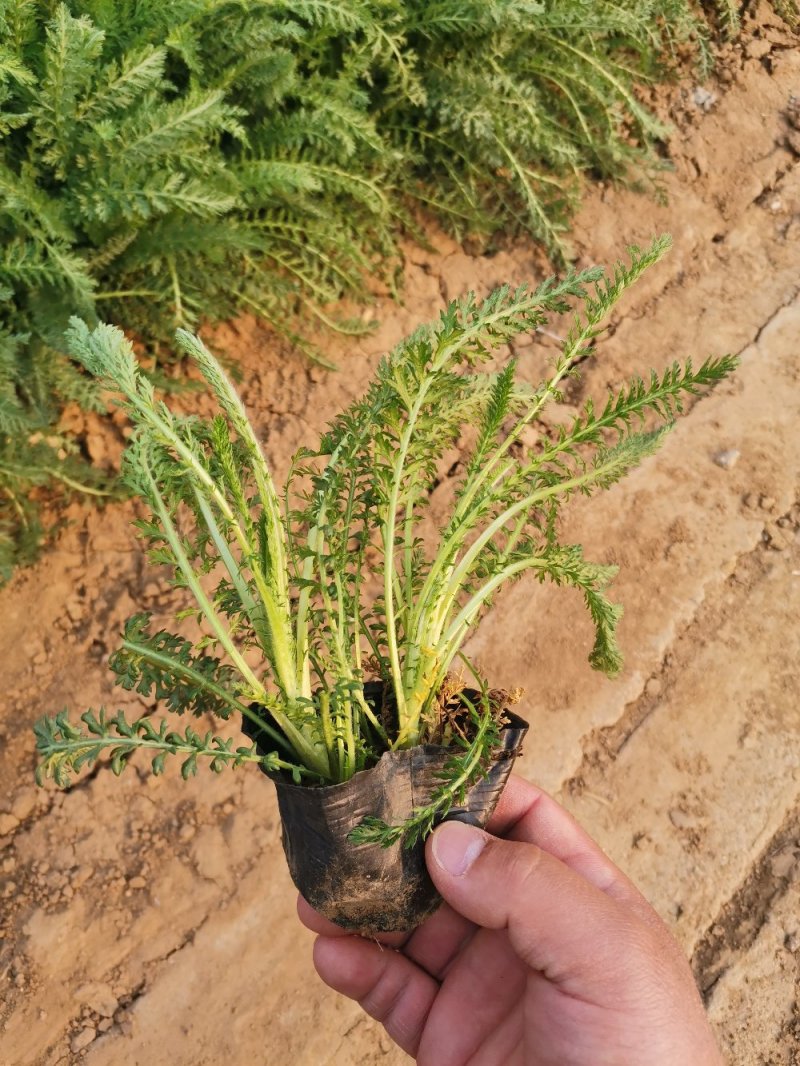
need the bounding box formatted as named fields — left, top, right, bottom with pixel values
left=485, top=774, right=647, bottom=908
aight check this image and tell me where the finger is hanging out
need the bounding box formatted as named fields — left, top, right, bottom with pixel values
left=426, top=820, right=653, bottom=997
left=299, top=892, right=477, bottom=982
left=296, top=895, right=409, bottom=948
left=313, top=934, right=438, bottom=1058
left=486, top=774, right=646, bottom=907
left=402, top=900, right=477, bottom=980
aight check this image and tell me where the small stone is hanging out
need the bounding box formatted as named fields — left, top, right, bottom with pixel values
left=97, top=1018, right=114, bottom=1033
left=764, top=522, right=793, bottom=551
left=178, top=824, right=196, bottom=842
left=770, top=198, right=783, bottom=214
left=692, top=86, right=717, bottom=112
left=3, top=881, right=17, bottom=898
left=2, top=857, right=15, bottom=873
left=537, top=402, right=581, bottom=430
left=692, top=149, right=708, bottom=177
left=128, top=876, right=146, bottom=890
left=512, top=331, right=536, bottom=350
left=77, top=982, right=118, bottom=1018
left=745, top=38, right=772, bottom=60
left=668, top=808, right=695, bottom=830
left=65, top=597, right=83, bottom=623
left=70, top=1027, right=96, bottom=1053
left=770, top=850, right=797, bottom=878
left=0, top=814, right=19, bottom=837
left=759, top=495, right=777, bottom=512
left=71, top=866, right=93, bottom=889
left=85, top=431, right=108, bottom=465
left=645, top=677, right=662, bottom=698
left=11, top=789, right=36, bottom=822
left=713, top=448, right=740, bottom=470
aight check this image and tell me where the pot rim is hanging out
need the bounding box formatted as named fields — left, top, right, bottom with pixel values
left=269, top=707, right=529, bottom=795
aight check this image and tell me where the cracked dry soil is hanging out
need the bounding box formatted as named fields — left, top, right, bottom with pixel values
left=1, top=12, right=800, bottom=1066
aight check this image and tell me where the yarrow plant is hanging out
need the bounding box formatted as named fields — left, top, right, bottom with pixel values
left=0, top=0, right=730, bottom=578
left=34, top=236, right=735, bottom=846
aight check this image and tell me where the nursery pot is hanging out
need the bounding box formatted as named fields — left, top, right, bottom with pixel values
left=244, top=698, right=528, bottom=934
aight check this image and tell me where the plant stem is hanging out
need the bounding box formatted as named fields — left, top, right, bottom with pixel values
left=143, top=455, right=330, bottom=779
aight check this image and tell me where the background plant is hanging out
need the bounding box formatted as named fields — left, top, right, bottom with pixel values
left=34, top=237, right=736, bottom=842
left=0, top=0, right=739, bottom=578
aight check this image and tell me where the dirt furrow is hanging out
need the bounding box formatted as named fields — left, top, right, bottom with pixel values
left=706, top=871, right=800, bottom=1064
left=692, top=799, right=800, bottom=1000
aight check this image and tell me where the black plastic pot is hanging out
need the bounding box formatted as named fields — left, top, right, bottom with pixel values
left=245, top=700, right=528, bottom=934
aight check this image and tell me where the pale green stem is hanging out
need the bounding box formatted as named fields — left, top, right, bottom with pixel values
left=545, top=35, right=662, bottom=133
left=406, top=456, right=627, bottom=725
left=193, top=492, right=269, bottom=642
left=40, top=469, right=112, bottom=496
left=143, top=460, right=329, bottom=778
left=124, top=388, right=297, bottom=698
left=121, top=638, right=248, bottom=718
left=168, top=256, right=183, bottom=325
left=43, top=732, right=317, bottom=778
left=422, top=560, right=540, bottom=705
left=196, top=489, right=296, bottom=702
left=382, top=399, right=430, bottom=729
left=319, top=692, right=336, bottom=776
left=440, top=463, right=612, bottom=616
left=120, top=638, right=294, bottom=754
left=94, top=289, right=160, bottom=300
left=410, top=303, right=617, bottom=656
left=341, top=693, right=356, bottom=777
left=174, top=333, right=298, bottom=694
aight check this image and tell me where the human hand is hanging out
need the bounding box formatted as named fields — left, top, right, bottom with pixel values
left=298, top=774, right=722, bottom=1065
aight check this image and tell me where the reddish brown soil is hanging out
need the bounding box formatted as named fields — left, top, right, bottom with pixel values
left=1, top=10, right=799, bottom=1064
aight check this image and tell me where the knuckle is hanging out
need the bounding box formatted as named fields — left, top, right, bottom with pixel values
left=508, top=840, right=547, bottom=897
left=359, top=957, right=424, bottom=1053
left=486, top=836, right=544, bottom=887
left=359, top=956, right=405, bottom=1024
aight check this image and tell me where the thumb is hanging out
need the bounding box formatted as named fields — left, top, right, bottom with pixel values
left=426, top=820, right=650, bottom=994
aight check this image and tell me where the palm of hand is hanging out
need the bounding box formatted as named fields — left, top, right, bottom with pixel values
left=402, top=914, right=676, bottom=1065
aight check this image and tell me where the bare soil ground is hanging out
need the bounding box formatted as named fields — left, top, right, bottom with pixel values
left=1, top=11, right=799, bottom=1065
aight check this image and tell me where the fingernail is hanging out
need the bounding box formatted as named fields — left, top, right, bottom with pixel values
left=431, top=821, right=487, bottom=876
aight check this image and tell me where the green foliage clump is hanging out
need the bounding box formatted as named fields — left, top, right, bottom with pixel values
left=33, top=238, right=736, bottom=843
left=0, top=0, right=715, bottom=577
